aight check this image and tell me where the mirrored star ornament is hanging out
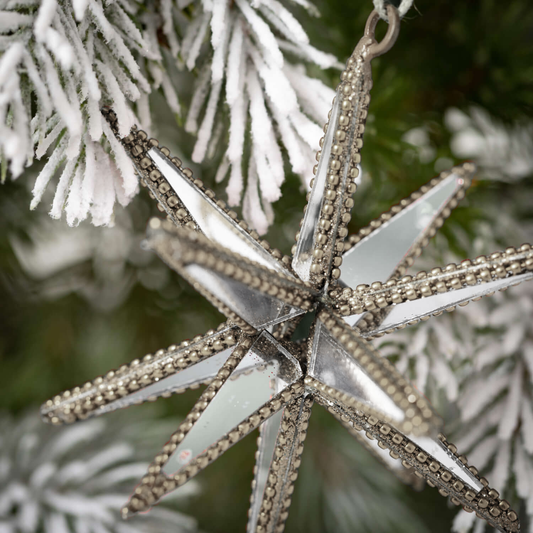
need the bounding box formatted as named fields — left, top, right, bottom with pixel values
left=41, top=6, right=532, bottom=532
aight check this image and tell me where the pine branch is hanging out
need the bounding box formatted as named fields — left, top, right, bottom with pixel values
left=1, top=0, right=339, bottom=232
left=0, top=410, right=198, bottom=532
left=446, top=107, right=533, bottom=182
left=0, top=0, right=159, bottom=226
left=450, top=286, right=533, bottom=533
left=181, top=0, right=339, bottom=234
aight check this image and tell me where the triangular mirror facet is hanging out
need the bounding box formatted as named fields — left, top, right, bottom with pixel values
left=307, top=311, right=440, bottom=436
left=184, top=263, right=307, bottom=330
left=248, top=396, right=312, bottom=533
left=93, top=346, right=236, bottom=416
left=340, top=170, right=469, bottom=290
left=146, top=224, right=316, bottom=333
left=409, top=434, right=483, bottom=491
left=248, top=410, right=284, bottom=533
left=161, top=331, right=303, bottom=477
left=292, top=97, right=341, bottom=283
left=40, top=325, right=239, bottom=425
left=308, top=319, right=405, bottom=425
left=148, top=148, right=292, bottom=276
left=362, top=271, right=533, bottom=337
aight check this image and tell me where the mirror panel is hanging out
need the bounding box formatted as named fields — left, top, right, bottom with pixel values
left=340, top=173, right=465, bottom=289
left=363, top=271, right=533, bottom=337
left=95, top=347, right=236, bottom=416
left=247, top=410, right=284, bottom=532
left=292, top=97, right=341, bottom=282
left=185, top=264, right=306, bottom=329
left=248, top=396, right=311, bottom=533
left=410, top=434, right=483, bottom=491
left=162, top=332, right=302, bottom=476
left=308, top=320, right=404, bottom=423
left=149, top=148, right=291, bottom=276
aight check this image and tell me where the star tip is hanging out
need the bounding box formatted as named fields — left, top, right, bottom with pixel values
left=39, top=407, right=54, bottom=425
left=40, top=415, right=55, bottom=426
left=39, top=406, right=69, bottom=426
left=123, top=487, right=159, bottom=518
left=121, top=498, right=149, bottom=520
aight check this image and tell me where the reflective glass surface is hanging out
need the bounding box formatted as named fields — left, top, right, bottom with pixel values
left=364, top=271, right=533, bottom=337
left=247, top=409, right=284, bottom=532
left=185, top=264, right=306, bottom=329
left=95, top=347, right=236, bottom=416
left=248, top=396, right=310, bottom=531
left=340, top=173, right=464, bottom=289
left=292, top=96, right=341, bottom=282
left=342, top=312, right=364, bottom=328
left=39, top=326, right=240, bottom=423
left=149, top=148, right=291, bottom=276
left=410, top=435, right=483, bottom=491
left=309, top=320, right=404, bottom=423
left=162, top=332, right=302, bottom=476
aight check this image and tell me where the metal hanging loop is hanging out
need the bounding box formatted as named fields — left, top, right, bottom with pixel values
left=365, top=5, right=400, bottom=60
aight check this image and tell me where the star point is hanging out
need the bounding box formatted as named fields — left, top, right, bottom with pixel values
left=40, top=10, right=531, bottom=533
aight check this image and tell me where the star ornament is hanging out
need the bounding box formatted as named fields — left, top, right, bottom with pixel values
left=41, top=7, right=532, bottom=533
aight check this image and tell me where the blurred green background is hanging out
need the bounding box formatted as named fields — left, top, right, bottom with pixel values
left=2, top=0, right=533, bottom=532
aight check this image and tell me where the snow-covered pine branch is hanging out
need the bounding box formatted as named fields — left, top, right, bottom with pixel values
left=0, top=411, right=198, bottom=533
left=451, top=286, right=533, bottom=533
left=1, top=0, right=338, bottom=232
left=446, top=107, right=533, bottom=182
left=378, top=312, right=473, bottom=408
left=0, top=0, right=173, bottom=226
left=180, top=0, right=338, bottom=234
left=372, top=169, right=533, bottom=529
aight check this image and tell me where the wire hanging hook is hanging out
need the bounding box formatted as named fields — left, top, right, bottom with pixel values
left=365, top=5, right=400, bottom=60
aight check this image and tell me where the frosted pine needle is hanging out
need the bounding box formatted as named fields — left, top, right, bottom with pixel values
left=0, top=411, right=198, bottom=533
left=2, top=0, right=338, bottom=232
left=0, top=0, right=160, bottom=226
left=184, top=0, right=338, bottom=231
left=378, top=246, right=533, bottom=531
left=450, top=286, right=533, bottom=532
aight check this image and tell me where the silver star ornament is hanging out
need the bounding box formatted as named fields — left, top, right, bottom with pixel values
left=42, top=6, right=532, bottom=533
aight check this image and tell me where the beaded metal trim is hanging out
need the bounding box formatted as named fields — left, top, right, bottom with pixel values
left=291, top=30, right=374, bottom=287
left=317, top=397, right=519, bottom=532
left=333, top=244, right=533, bottom=316
left=101, top=108, right=293, bottom=273
left=248, top=396, right=313, bottom=533
left=123, top=336, right=306, bottom=517
left=146, top=219, right=317, bottom=335
left=307, top=308, right=440, bottom=435
left=334, top=409, right=425, bottom=489
left=39, top=9, right=528, bottom=532
left=41, top=323, right=239, bottom=425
